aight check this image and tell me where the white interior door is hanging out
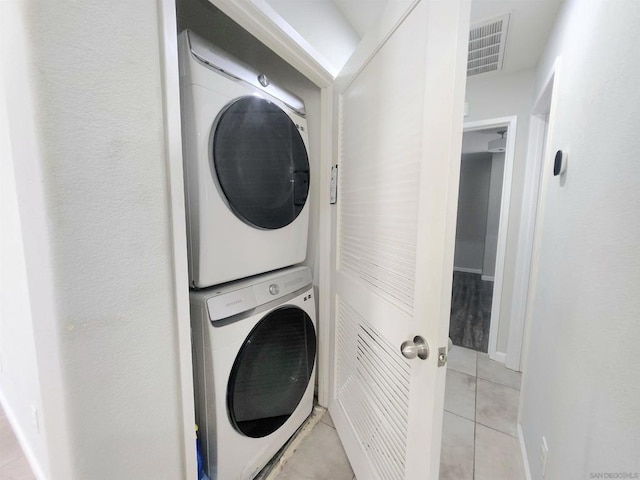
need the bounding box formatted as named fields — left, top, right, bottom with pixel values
left=328, top=1, right=470, bottom=479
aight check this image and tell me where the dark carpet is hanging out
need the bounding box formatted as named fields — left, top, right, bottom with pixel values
left=449, top=271, right=494, bottom=353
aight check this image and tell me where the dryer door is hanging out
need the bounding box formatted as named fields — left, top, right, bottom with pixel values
left=211, top=96, right=310, bottom=230
left=227, top=306, right=316, bottom=438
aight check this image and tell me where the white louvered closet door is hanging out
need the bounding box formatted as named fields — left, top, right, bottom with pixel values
left=328, top=1, right=471, bottom=479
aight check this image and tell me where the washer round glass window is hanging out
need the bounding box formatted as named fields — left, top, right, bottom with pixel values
left=212, top=96, right=310, bottom=230
left=227, top=306, right=316, bottom=438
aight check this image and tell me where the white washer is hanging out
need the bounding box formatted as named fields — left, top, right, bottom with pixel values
left=179, top=30, right=311, bottom=288
left=190, top=266, right=316, bottom=480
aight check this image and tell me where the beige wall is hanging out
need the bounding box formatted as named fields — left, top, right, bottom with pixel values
left=454, top=153, right=492, bottom=271
left=520, top=1, right=640, bottom=478
left=1, top=1, right=193, bottom=477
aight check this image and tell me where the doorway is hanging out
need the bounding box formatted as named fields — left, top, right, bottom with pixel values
left=449, top=117, right=516, bottom=359
left=443, top=120, right=524, bottom=480
left=439, top=64, right=558, bottom=479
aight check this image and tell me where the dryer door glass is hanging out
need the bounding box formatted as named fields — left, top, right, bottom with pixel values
left=227, top=306, right=316, bottom=438
left=212, top=96, right=310, bottom=230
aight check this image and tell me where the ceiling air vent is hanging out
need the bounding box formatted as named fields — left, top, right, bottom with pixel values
left=467, top=14, right=510, bottom=76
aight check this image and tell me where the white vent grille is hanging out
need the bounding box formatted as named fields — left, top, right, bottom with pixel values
left=467, top=14, right=510, bottom=76
left=336, top=297, right=411, bottom=480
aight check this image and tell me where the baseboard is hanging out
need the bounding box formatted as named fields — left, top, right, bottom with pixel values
left=490, top=351, right=506, bottom=363
left=481, top=275, right=495, bottom=282
left=518, top=423, right=533, bottom=480
left=0, top=389, right=47, bottom=480
left=453, top=267, right=482, bottom=274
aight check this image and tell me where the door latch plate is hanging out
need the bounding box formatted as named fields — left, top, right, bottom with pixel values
left=437, top=347, right=447, bottom=367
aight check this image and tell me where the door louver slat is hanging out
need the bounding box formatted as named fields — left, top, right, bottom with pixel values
left=336, top=66, right=422, bottom=313
left=336, top=297, right=410, bottom=480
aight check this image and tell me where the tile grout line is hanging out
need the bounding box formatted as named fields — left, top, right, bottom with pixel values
left=446, top=347, right=524, bottom=479
left=448, top=367, right=477, bottom=377
left=319, top=418, right=335, bottom=430
left=447, top=368, right=476, bottom=379
left=444, top=409, right=476, bottom=423
left=475, top=420, right=519, bottom=439
left=476, top=375, right=521, bottom=392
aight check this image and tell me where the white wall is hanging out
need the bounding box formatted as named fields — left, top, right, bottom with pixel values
left=266, top=0, right=360, bottom=72
left=0, top=71, right=50, bottom=479
left=454, top=153, right=492, bottom=271
left=177, top=0, right=322, bottom=288
left=482, top=152, right=504, bottom=279
left=465, top=69, right=535, bottom=353
left=520, top=1, right=640, bottom=478
left=1, top=1, right=194, bottom=478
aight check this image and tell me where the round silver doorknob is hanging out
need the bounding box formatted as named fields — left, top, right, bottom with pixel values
left=400, top=336, right=429, bottom=360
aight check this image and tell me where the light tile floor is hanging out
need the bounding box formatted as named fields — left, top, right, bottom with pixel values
left=440, top=346, right=526, bottom=480
left=1, top=348, right=523, bottom=480
left=276, top=411, right=355, bottom=480
left=277, top=346, right=525, bottom=480
left=0, top=406, right=36, bottom=479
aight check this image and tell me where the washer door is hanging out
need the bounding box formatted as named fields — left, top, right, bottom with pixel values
left=227, top=306, right=316, bottom=438
left=212, top=96, right=310, bottom=230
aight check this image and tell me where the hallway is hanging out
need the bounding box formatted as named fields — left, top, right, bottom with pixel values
left=268, top=345, right=524, bottom=480
left=449, top=272, right=494, bottom=352
left=440, top=346, right=525, bottom=479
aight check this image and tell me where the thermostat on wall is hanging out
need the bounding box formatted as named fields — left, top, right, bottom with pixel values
left=553, top=150, right=568, bottom=176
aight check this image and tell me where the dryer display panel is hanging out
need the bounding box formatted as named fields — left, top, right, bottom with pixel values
left=227, top=306, right=316, bottom=438
left=212, top=96, right=310, bottom=230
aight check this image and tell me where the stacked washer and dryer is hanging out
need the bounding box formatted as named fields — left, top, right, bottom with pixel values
left=178, top=30, right=317, bottom=480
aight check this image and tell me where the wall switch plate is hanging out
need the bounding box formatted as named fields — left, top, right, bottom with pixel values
left=31, top=405, right=40, bottom=433
left=330, top=165, right=338, bottom=204
left=540, top=436, right=549, bottom=477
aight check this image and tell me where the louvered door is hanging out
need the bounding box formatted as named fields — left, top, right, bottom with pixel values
left=328, top=1, right=470, bottom=479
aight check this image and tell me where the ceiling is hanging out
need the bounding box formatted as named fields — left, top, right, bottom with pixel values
left=335, top=0, right=564, bottom=76
left=263, top=0, right=564, bottom=78
left=470, top=0, right=564, bottom=75
left=462, top=128, right=508, bottom=155
left=333, top=0, right=388, bottom=38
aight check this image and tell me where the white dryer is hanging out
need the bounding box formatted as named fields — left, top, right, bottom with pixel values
left=178, top=30, right=311, bottom=288
left=190, top=266, right=316, bottom=480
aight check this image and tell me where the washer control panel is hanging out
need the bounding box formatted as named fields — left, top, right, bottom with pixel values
left=205, top=266, right=312, bottom=322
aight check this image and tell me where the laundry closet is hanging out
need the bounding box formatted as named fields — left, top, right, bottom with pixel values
left=175, top=1, right=323, bottom=478
left=3, top=0, right=469, bottom=478
left=169, top=0, right=471, bottom=478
